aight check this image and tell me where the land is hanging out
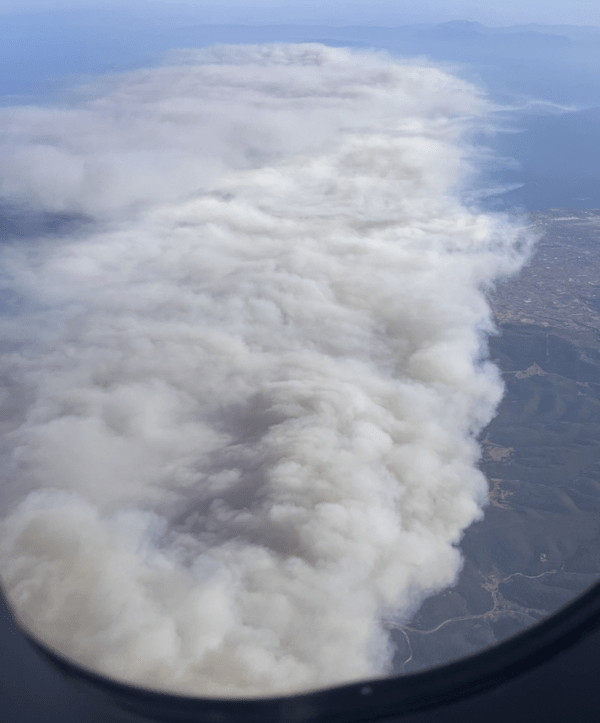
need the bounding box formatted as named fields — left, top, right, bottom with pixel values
left=390, top=208, right=600, bottom=673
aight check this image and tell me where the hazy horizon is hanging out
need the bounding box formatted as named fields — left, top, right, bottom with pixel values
left=0, top=1, right=599, bottom=27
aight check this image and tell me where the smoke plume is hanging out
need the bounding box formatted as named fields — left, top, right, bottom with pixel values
left=0, top=44, right=530, bottom=697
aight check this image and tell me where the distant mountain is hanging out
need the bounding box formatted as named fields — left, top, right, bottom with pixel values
left=496, top=24, right=600, bottom=38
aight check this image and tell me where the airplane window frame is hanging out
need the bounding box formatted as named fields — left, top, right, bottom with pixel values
left=16, top=573, right=600, bottom=723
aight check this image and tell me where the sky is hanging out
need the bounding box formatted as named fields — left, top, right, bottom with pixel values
left=0, top=0, right=599, bottom=27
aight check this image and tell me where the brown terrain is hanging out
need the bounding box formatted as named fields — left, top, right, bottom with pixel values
left=390, top=209, right=600, bottom=673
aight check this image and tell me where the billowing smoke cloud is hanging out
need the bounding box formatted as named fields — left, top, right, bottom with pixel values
left=0, top=45, right=531, bottom=697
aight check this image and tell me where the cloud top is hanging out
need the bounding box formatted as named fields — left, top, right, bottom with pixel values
left=0, top=44, right=531, bottom=697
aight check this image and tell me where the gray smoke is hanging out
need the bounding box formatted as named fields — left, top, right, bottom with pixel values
left=0, top=45, right=531, bottom=697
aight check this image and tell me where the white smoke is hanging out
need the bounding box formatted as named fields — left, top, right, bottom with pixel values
left=0, top=44, right=531, bottom=697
